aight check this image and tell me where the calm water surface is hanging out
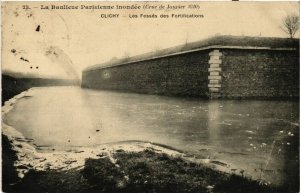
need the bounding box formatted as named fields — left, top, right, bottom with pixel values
left=3, top=86, right=299, bottom=186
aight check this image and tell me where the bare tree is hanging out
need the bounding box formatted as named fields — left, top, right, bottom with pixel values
left=281, top=13, right=299, bottom=38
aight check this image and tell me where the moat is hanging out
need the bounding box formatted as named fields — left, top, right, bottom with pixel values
left=3, top=86, right=298, bottom=187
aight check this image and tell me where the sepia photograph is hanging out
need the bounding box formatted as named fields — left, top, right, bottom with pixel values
left=1, top=1, right=299, bottom=193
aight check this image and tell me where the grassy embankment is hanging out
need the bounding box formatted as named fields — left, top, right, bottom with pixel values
left=2, top=135, right=285, bottom=193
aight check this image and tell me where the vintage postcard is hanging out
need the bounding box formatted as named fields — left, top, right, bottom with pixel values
left=1, top=1, right=299, bottom=193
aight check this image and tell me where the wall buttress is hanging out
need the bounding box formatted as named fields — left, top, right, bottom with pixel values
left=208, top=50, right=222, bottom=99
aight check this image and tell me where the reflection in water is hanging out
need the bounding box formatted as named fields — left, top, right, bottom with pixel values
left=3, top=86, right=299, bottom=187
left=208, top=102, right=221, bottom=145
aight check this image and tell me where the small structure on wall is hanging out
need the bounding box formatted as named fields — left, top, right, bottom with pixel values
left=82, top=35, right=299, bottom=99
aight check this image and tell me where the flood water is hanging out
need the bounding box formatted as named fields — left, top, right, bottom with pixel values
left=3, top=86, right=299, bottom=187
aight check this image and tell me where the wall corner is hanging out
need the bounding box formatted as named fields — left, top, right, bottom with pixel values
left=207, top=49, right=222, bottom=99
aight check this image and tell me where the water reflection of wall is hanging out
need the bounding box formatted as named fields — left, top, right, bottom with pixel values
left=208, top=101, right=221, bottom=147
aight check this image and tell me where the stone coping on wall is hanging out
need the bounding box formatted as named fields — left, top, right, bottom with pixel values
left=84, top=35, right=299, bottom=72
left=84, top=45, right=296, bottom=72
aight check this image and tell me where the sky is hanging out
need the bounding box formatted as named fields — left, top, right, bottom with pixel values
left=2, top=2, right=299, bottom=79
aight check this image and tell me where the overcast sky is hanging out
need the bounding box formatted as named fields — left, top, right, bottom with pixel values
left=2, top=2, right=299, bottom=79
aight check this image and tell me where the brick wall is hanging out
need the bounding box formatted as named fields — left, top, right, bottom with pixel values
left=82, top=48, right=298, bottom=99
left=82, top=50, right=210, bottom=97
left=220, top=49, right=299, bottom=99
